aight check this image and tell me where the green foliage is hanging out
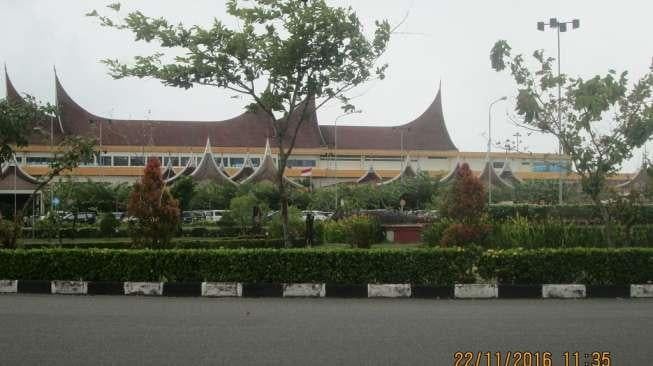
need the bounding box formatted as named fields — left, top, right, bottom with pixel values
left=228, top=193, right=269, bottom=234
left=98, top=212, right=120, bottom=237
left=32, top=214, right=62, bottom=242
left=0, top=220, right=21, bottom=247
left=22, top=238, right=283, bottom=250
left=189, top=181, right=236, bottom=210
left=490, top=40, right=653, bottom=233
left=440, top=222, right=492, bottom=248
left=128, top=158, right=180, bottom=247
left=421, top=219, right=452, bottom=247
left=478, top=248, right=653, bottom=285
left=513, top=180, right=580, bottom=204
left=0, top=95, right=55, bottom=165
left=0, top=248, right=479, bottom=284
left=489, top=204, right=653, bottom=224
left=170, top=175, right=196, bottom=211
left=266, top=206, right=304, bottom=245
left=90, top=0, right=392, bottom=248
left=51, top=180, right=120, bottom=213
left=322, top=219, right=347, bottom=243
left=339, top=215, right=383, bottom=249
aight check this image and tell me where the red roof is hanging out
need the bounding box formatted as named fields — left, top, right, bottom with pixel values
left=7, top=71, right=458, bottom=152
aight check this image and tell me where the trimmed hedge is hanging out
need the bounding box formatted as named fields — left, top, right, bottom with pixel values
left=478, top=248, right=653, bottom=285
left=489, top=204, right=653, bottom=224
left=0, top=248, right=479, bottom=284
left=20, top=238, right=283, bottom=250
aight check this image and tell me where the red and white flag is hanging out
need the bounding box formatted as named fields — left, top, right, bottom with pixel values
left=300, top=167, right=313, bottom=177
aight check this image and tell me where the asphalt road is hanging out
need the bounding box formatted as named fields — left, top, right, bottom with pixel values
left=0, top=295, right=651, bottom=366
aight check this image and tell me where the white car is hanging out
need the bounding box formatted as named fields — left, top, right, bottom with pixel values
left=203, top=210, right=227, bottom=222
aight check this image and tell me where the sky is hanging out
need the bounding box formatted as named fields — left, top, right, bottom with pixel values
left=1, top=0, right=651, bottom=172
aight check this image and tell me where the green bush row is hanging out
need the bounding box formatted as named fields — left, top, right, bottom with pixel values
left=478, top=248, right=653, bottom=285
left=423, top=220, right=653, bottom=248
left=489, top=204, right=653, bottom=224
left=21, top=238, right=283, bottom=250
left=0, top=248, right=479, bottom=284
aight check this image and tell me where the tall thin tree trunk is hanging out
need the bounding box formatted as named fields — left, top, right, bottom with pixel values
left=593, top=196, right=614, bottom=248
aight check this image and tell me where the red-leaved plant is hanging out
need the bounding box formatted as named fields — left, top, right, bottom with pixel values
left=128, top=158, right=180, bottom=247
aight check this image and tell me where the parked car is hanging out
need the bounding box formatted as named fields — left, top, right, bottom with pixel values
left=203, top=210, right=227, bottom=222
left=62, top=212, right=97, bottom=224
left=301, top=210, right=333, bottom=221
left=112, top=212, right=125, bottom=221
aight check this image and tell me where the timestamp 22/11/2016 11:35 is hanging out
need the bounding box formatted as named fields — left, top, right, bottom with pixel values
left=453, top=351, right=612, bottom=366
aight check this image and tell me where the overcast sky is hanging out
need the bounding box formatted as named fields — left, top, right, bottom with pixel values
left=1, top=0, right=651, bottom=171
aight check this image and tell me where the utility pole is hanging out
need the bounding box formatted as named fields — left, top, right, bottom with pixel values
left=537, top=18, right=580, bottom=205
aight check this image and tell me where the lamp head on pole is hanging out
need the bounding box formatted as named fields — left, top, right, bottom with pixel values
left=537, top=22, right=545, bottom=31
left=572, top=19, right=580, bottom=29
left=549, top=18, right=558, bottom=28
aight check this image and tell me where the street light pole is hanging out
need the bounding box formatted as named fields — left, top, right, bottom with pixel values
left=537, top=18, right=580, bottom=205
left=488, top=96, right=507, bottom=205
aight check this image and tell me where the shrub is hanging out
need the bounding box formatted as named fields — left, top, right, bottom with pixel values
left=421, top=219, right=451, bottom=247
left=0, top=248, right=481, bottom=284
left=128, top=158, right=180, bottom=247
left=322, top=219, right=347, bottom=244
left=478, top=248, right=653, bottom=285
left=266, top=206, right=304, bottom=246
left=440, top=222, right=491, bottom=247
left=340, top=214, right=382, bottom=249
left=22, top=238, right=283, bottom=249
left=440, top=163, right=486, bottom=223
left=98, top=213, right=120, bottom=237
left=0, top=220, right=21, bottom=247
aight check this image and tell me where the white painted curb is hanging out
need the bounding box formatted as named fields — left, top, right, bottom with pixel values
left=283, top=283, right=326, bottom=297
left=124, top=282, right=163, bottom=296
left=51, top=281, right=87, bottom=295
left=630, top=284, right=653, bottom=298
left=368, top=284, right=411, bottom=298
left=0, top=280, right=17, bottom=294
left=455, top=284, right=498, bottom=299
left=201, top=282, right=242, bottom=297
left=542, top=284, right=586, bottom=298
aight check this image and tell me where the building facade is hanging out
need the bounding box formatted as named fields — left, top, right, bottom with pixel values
left=4, top=69, right=573, bottom=186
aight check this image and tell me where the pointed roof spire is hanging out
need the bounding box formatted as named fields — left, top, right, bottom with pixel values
left=499, top=161, right=522, bottom=186
left=242, top=139, right=302, bottom=188
left=440, top=161, right=462, bottom=184
left=161, top=159, right=176, bottom=181
left=0, top=156, right=41, bottom=190
left=190, top=136, right=236, bottom=186
left=4, top=65, right=23, bottom=104
left=478, top=160, right=513, bottom=189
left=231, top=152, right=255, bottom=183
left=357, top=165, right=383, bottom=184
left=382, top=154, right=418, bottom=185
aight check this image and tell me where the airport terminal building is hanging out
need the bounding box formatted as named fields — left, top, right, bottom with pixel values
left=3, top=69, right=574, bottom=187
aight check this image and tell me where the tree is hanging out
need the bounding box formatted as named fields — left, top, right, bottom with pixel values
left=0, top=95, right=53, bottom=165
left=128, top=157, right=180, bottom=247
left=490, top=41, right=653, bottom=245
left=228, top=193, right=268, bottom=235
left=5, top=136, right=96, bottom=248
left=89, top=0, right=391, bottom=247
left=169, top=175, right=196, bottom=212
left=440, top=163, right=486, bottom=223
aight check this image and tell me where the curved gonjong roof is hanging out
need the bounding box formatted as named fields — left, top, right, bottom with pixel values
left=319, top=87, right=457, bottom=151
left=230, top=154, right=256, bottom=183
left=356, top=165, right=383, bottom=184
left=8, top=71, right=459, bottom=152
left=242, top=139, right=302, bottom=188
left=478, top=161, right=513, bottom=189
left=189, top=138, right=236, bottom=186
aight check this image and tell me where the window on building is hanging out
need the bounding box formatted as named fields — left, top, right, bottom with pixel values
left=26, top=156, right=52, bottom=165
left=286, top=159, right=316, bottom=168
left=251, top=158, right=261, bottom=167
left=113, top=156, right=129, bottom=166
left=229, top=157, right=244, bottom=167
left=99, top=156, right=112, bottom=166
left=492, top=161, right=504, bottom=169
left=180, top=156, right=191, bottom=166
left=130, top=156, right=145, bottom=166
left=163, top=156, right=179, bottom=166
